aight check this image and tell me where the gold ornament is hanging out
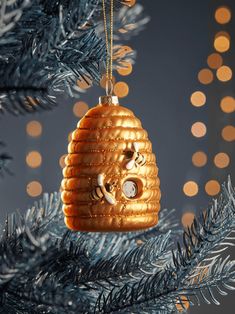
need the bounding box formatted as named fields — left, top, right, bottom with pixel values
left=61, top=0, right=161, bottom=232
left=61, top=96, right=161, bottom=232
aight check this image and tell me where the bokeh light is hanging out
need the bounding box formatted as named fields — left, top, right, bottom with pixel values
left=221, top=125, right=235, bottom=142
left=216, top=65, right=232, bottom=82
left=114, top=81, right=129, bottom=98
left=26, top=120, right=42, bottom=137
left=117, top=61, right=133, bottom=76
left=190, top=91, right=206, bottom=107
left=215, top=6, right=231, bottom=24
left=26, top=96, right=39, bottom=107
left=183, top=181, right=199, bottom=197
left=220, top=96, right=235, bottom=113
left=214, top=32, right=230, bottom=53
left=214, top=152, right=230, bottom=168
left=198, top=69, right=213, bottom=85
left=59, top=154, right=67, bottom=168
left=121, top=0, right=136, bottom=7
left=26, top=151, right=42, bottom=168
left=77, top=76, right=92, bottom=89
left=26, top=181, right=42, bottom=197
left=73, top=101, right=89, bottom=118
left=113, top=45, right=133, bottom=60
left=191, top=122, right=207, bottom=138
left=205, top=180, right=220, bottom=196
left=100, top=74, right=116, bottom=89
left=118, top=28, right=128, bottom=34
left=207, top=53, right=223, bottom=69
left=181, top=212, right=195, bottom=227
left=175, top=296, right=190, bottom=312
left=192, top=151, right=207, bottom=167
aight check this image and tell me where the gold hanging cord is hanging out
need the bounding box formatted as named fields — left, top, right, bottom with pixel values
left=102, top=0, right=114, bottom=96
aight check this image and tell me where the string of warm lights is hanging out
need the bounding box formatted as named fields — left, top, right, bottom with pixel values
left=182, top=5, right=235, bottom=228
left=25, top=120, right=43, bottom=197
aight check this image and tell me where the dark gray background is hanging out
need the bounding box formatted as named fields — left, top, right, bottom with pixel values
left=0, top=0, right=235, bottom=313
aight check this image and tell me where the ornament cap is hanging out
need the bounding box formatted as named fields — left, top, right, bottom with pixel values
left=99, top=95, right=119, bottom=106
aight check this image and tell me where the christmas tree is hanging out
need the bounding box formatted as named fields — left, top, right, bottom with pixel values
left=0, top=179, right=235, bottom=313
left=0, top=1, right=235, bottom=313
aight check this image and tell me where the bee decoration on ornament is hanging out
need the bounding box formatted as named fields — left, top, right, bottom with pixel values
left=90, top=173, right=117, bottom=205
left=126, top=142, right=146, bottom=170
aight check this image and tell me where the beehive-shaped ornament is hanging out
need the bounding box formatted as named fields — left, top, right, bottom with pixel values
left=61, top=96, right=161, bottom=232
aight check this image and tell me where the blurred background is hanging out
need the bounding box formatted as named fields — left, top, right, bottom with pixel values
left=0, top=0, right=235, bottom=312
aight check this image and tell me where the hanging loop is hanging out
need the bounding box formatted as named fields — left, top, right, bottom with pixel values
left=102, top=0, right=114, bottom=92
left=105, top=78, right=113, bottom=96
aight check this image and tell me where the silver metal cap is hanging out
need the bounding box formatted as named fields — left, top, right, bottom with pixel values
left=99, top=95, right=119, bottom=106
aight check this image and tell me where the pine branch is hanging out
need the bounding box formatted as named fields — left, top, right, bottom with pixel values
left=126, top=208, right=181, bottom=243
left=0, top=0, right=31, bottom=37
left=0, top=1, right=105, bottom=114
left=1, top=178, right=234, bottom=313
left=0, top=0, right=149, bottom=116
left=147, top=256, right=235, bottom=312
left=21, top=192, right=64, bottom=238
left=97, top=3, right=150, bottom=69
left=184, top=256, right=235, bottom=306
left=96, top=177, right=235, bottom=313
left=0, top=0, right=104, bottom=114
left=0, top=237, right=94, bottom=313
left=0, top=57, right=57, bottom=115
left=0, top=204, right=94, bottom=313
left=78, top=232, right=172, bottom=290
left=114, top=3, right=150, bottom=40
left=172, top=177, right=235, bottom=273
left=96, top=3, right=150, bottom=41
left=81, top=208, right=180, bottom=263
left=0, top=219, right=51, bottom=287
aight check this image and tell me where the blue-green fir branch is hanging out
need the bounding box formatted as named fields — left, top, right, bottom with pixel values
left=0, top=57, right=57, bottom=115
left=96, top=3, right=149, bottom=69
left=96, top=178, right=235, bottom=313
left=0, top=211, right=95, bottom=313
left=0, top=0, right=149, bottom=116
left=0, top=0, right=31, bottom=37
left=126, top=208, right=182, bottom=243
left=96, top=3, right=150, bottom=42
left=0, top=1, right=105, bottom=114
left=146, top=256, right=235, bottom=313
left=78, top=232, right=172, bottom=290
left=0, top=178, right=234, bottom=313
left=114, top=3, right=150, bottom=40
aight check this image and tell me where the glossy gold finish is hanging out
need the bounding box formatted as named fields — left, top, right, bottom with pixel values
left=121, top=0, right=136, bottom=7
left=61, top=98, right=161, bottom=232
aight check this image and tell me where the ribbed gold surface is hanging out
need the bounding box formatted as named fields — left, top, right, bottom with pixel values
left=61, top=102, right=161, bottom=232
